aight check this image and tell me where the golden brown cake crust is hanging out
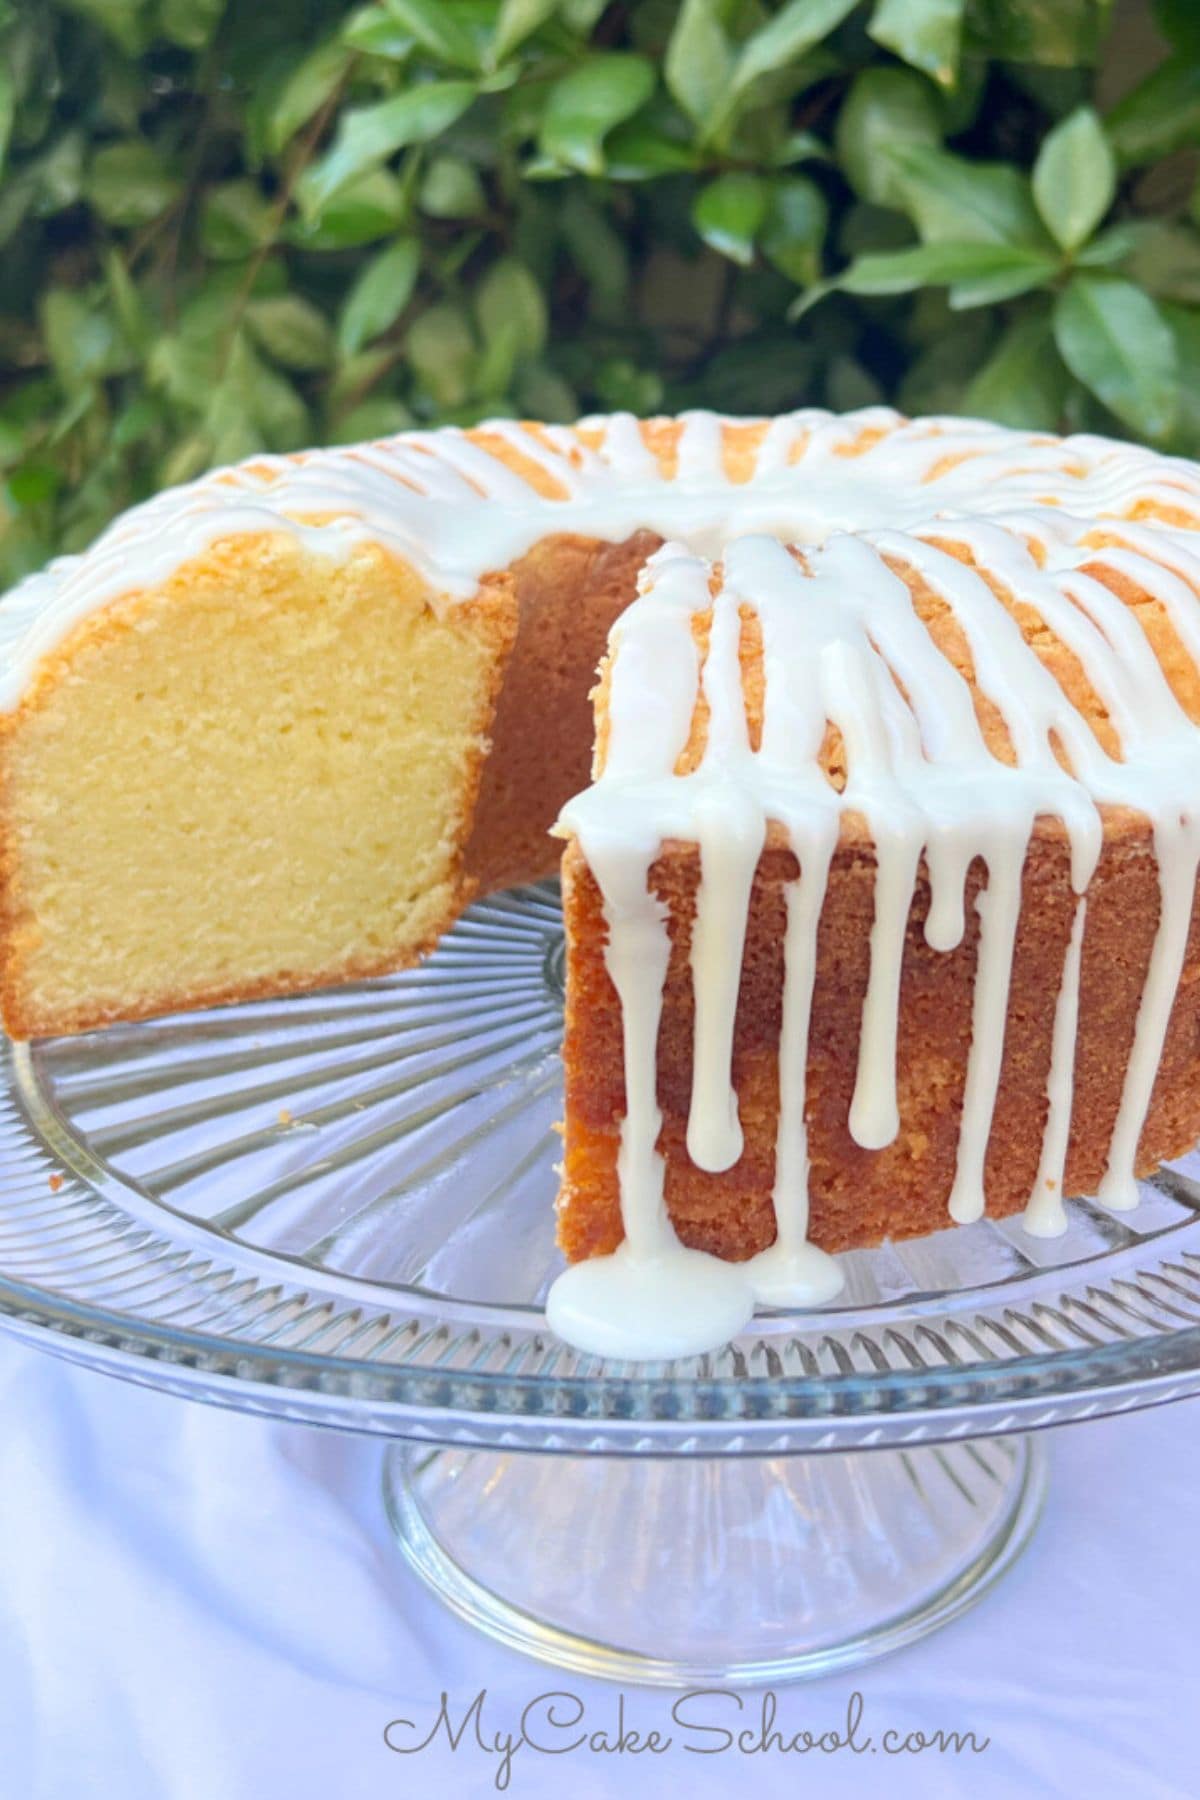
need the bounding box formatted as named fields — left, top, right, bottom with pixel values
left=557, top=818, right=1200, bottom=1261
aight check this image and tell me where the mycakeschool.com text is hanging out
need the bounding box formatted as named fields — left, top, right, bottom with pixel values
left=382, top=1687, right=992, bottom=1789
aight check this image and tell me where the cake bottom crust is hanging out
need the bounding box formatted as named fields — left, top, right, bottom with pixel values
left=556, top=821, right=1200, bottom=1261
left=0, top=907, right=469, bottom=1041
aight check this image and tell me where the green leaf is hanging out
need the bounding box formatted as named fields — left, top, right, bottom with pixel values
left=836, top=69, right=942, bottom=207
left=419, top=154, right=485, bottom=217
left=760, top=176, right=828, bottom=285
left=869, top=0, right=963, bottom=86
left=560, top=0, right=606, bottom=26
left=515, top=362, right=577, bottom=424
left=692, top=173, right=770, bottom=266
left=440, top=223, right=486, bottom=280
left=1074, top=222, right=1139, bottom=269
left=839, top=200, right=918, bottom=259
left=840, top=240, right=1056, bottom=296
left=329, top=397, right=414, bottom=445
left=1053, top=275, right=1178, bottom=441
left=338, top=238, right=421, bottom=355
left=475, top=257, right=547, bottom=358
left=559, top=190, right=629, bottom=310
left=407, top=302, right=477, bottom=407
left=200, top=181, right=277, bottom=259
left=732, top=0, right=861, bottom=96
left=58, top=0, right=145, bottom=55
left=476, top=62, right=521, bottom=97
left=940, top=50, right=987, bottom=134
left=231, top=335, right=309, bottom=450
left=1031, top=106, right=1114, bottom=252
left=771, top=129, right=830, bottom=168
left=0, top=423, right=24, bottom=471
left=288, top=169, right=409, bottom=250
left=104, top=247, right=149, bottom=349
left=148, top=334, right=215, bottom=410
left=8, top=457, right=64, bottom=512
left=605, top=122, right=698, bottom=179
left=947, top=258, right=1059, bottom=308
left=14, top=132, right=86, bottom=232
left=664, top=0, right=733, bottom=130
left=1106, top=53, right=1200, bottom=169
left=0, top=64, right=13, bottom=181
left=1120, top=221, right=1200, bottom=305
left=111, top=393, right=162, bottom=449
left=594, top=357, right=663, bottom=414
left=264, top=41, right=351, bottom=157
left=964, top=0, right=1107, bottom=67
left=490, top=0, right=559, bottom=68
left=539, top=54, right=656, bottom=175
left=158, top=0, right=224, bottom=50
left=889, top=145, right=1049, bottom=248
left=299, top=81, right=476, bottom=214
left=329, top=347, right=395, bottom=409
left=964, top=311, right=1068, bottom=431
left=1162, top=303, right=1200, bottom=456
left=156, top=432, right=213, bottom=489
left=520, top=153, right=572, bottom=182
left=1155, top=0, right=1200, bottom=56
left=40, top=290, right=121, bottom=386
left=86, top=140, right=181, bottom=227
left=246, top=295, right=335, bottom=371
left=342, top=8, right=415, bottom=58
left=474, top=319, right=522, bottom=399
left=382, top=0, right=482, bottom=70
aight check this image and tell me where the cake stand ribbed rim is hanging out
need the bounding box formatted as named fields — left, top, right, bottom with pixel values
left=3, top=1259, right=1200, bottom=1448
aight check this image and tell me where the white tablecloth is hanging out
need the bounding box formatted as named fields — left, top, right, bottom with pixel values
left=0, top=1335, right=1195, bottom=1799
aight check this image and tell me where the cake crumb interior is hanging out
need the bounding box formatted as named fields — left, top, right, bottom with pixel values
left=1, top=532, right=510, bottom=1034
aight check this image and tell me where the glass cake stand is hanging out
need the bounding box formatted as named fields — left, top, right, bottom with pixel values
left=3, top=881, right=1200, bottom=1684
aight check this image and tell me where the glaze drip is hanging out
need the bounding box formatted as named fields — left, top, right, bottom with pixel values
left=555, top=504, right=1200, bottom=1359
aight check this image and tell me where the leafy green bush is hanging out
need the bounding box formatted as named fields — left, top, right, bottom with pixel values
left=1, top=0, right=1197, bottom=582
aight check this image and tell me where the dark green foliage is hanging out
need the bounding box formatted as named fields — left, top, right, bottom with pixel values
left=0, top=0, right=1194, bottom=580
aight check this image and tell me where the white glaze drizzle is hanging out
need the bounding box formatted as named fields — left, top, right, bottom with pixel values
left=10, top=405, right=1200, bottom=704
left=8, top=408, right=1200, bottom=1357
left=1025, top=896, right=1087, bottom=1238
left=546, top=549, right=760, bottom=1356
left=556, top=484, right=1200, bottom=1357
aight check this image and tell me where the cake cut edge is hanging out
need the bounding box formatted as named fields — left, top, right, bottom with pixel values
left=0, top=529, right=518, bottom=1038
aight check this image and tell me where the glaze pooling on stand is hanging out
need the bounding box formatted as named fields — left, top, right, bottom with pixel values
left=556, top=507, right=1200, bottom=1359
left=8, top=405, right=1200, bottom=1357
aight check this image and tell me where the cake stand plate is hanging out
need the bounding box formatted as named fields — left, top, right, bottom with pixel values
left=2, top=881, right=1200, bottom=1683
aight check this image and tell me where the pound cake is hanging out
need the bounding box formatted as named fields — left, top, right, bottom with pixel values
left=4, top=408, right=1200, bottom=1355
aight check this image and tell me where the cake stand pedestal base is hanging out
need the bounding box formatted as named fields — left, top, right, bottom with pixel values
left=382, top=1434, right=1047, bottom=1686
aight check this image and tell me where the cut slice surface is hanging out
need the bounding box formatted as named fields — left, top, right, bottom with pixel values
left=0, top=531, right=515, bottom=1036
